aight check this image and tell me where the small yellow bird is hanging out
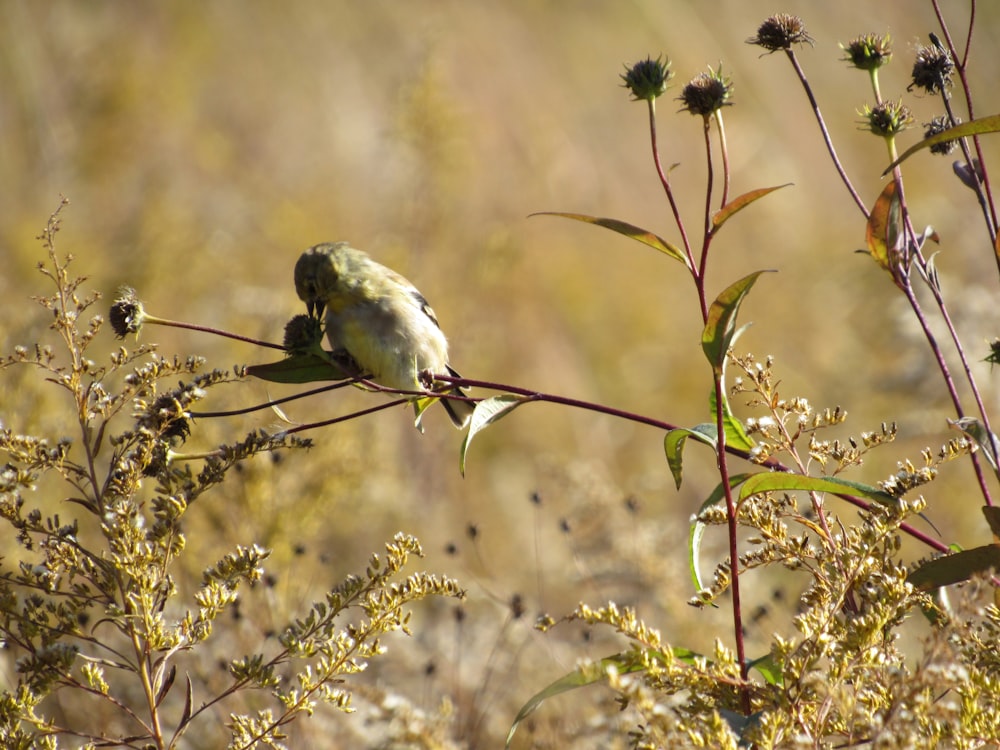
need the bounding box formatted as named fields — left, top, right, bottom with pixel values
left=294, top=242, right=474, bottom=429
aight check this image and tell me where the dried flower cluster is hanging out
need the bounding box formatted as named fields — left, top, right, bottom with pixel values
left=746, top=14, right=813, bottom=52
left=678, top=66, right=734, bottom=117
left=0, top=207, right=464, bottom=748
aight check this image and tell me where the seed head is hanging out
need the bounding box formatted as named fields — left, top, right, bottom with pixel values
left=678, top=65, right=733, bottom=117
left=137, top=393, right=193, bottom=447
left=142, top=442, right=173, bottom=477
left=909, top=43, right=954, bottom=94
left=747, top=14, right=813, bottom=52
left=283, top=314, right=324, bottom=354
left=110, top=288, right=145, bottom=338
left=924, top=115, right=959, bottom=155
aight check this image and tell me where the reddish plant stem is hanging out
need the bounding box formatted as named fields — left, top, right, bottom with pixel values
left=931, top=0, right=998, bottom=252
left=144, top=314, right=286, bottom=350
left=783, top=50, right=868, bottom=219
left=647, top=99, right=696, bottom=270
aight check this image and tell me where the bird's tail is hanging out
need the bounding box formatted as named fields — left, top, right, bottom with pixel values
left=410, top=366, right=474, bottom=431
left=440, top=365, right=474, bottom=428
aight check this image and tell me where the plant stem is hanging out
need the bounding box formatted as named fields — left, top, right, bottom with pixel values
left=647, top=99, right=696, bottom=267
left=143, top=314, right=286, bottom=350
left=712, top=372, right=750, bottom=710
left=931, top=0, right=998, bottom=257
left=699, top=115, right=715, bottom=283
left=784, top=50, right=868, bottom=218
left=715, top=110, right=731, bottom=209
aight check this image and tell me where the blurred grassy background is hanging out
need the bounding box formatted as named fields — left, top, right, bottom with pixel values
left=2, top=1, right=999, bottom=746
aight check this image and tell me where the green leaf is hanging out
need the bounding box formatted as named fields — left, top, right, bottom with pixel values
left=505, top=648, right=703, bottom=748
left=530, top=212, right=689, bottom=267
left=459, top=395, right=528, bottom=476
left=709, top=388, right=754, bottom=452
left=689, top=474, right=753, bottom=598
left=246, top=354, right=345, bottom=384
left=505, top=660, right=604, bottom=748
left=412, top=396, right=434, bottom=434
left=907, top=544, right=1000, bottom=591
left=883, top=113, right=1000, bottom=174
left=664, top=424, right=717, bottom=489
left=669, top=367, right=759, bottom=487
left=737, top=473, right=897, bottom=506
left=739, top=471, right=942, bottom=534
left=720, top=709, right=762, bottom=740
left=712, top=184, right=792, bottom=232
left=701, top=271, right=771, bottom=373
left=865, top=180, right=901, bottom=273
left=983, top=506, right=1000, bottom=540
left=747, top=653, right=783, bottom=686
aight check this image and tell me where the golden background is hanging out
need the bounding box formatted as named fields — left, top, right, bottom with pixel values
left=2, top=2, right=998, bottom=746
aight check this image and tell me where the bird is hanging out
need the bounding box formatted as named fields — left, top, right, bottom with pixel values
left=293, top=242, right=474, bottom=429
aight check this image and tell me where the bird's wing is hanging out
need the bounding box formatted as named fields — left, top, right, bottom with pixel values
left=410, top=288, right=442, bottom=330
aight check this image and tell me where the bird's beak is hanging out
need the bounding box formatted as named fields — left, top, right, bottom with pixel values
left=307, top=299, right=326, bottom=318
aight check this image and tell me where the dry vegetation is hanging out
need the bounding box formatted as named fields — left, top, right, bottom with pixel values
left=2, top=2, right=1000, bottom=748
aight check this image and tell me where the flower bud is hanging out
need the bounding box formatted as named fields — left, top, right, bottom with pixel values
left=953, top=159, right=984, bottom=191
left=841, top=33, right=892, bottom=72
left=987, top=339, right=1000, bottom=367
left=860, top=100, right=912, bottom=137
left=621, top=55, right=672, bottom=101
